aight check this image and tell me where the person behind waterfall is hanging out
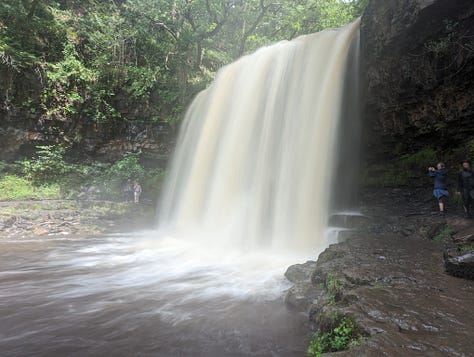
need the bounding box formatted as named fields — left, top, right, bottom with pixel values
left=428, top=162, right=448, bottom=216
left=457, top=160, right=474, bottom=218
left=133, top=180, right=142, bottom=204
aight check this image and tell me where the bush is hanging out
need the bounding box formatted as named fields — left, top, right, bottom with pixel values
left=106, top=151, right=145, bottom=181
left=19, top=145, right=73, bottom=184
left=399, top=148, right=437, bottom=172
left=326, top=272, right=345, bottom=303
left=4, top=149, right=167, bottom=201
left=308, top=315, right=364, bottom=357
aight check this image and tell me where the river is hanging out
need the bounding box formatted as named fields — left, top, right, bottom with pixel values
left=0, top=233, right=309, bottom=356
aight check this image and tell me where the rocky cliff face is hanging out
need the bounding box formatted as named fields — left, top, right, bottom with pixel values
left=361, top=0, right=474, bottom=161
left=0, top=67, right=175, bottom=165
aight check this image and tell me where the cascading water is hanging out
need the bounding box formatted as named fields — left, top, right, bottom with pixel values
left=159, top=19, right=361, bottom=255
left=0, top=20, right=362, bottom=356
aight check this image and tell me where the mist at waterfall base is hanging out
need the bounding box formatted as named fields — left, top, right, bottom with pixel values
left=0, top=21, right=360, bottom=356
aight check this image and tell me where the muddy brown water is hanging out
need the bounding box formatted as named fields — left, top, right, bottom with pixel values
left=0, top=233, right=309, bottom=356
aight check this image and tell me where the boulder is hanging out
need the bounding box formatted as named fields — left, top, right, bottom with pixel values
left=284, top=261, right=317, bottom=283
left=444, top=250, right=474, bottom=280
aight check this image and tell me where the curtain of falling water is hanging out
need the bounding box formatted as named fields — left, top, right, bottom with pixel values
left=158, top=19, right=361, bottom=254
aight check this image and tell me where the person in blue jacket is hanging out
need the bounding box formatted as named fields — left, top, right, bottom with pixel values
left=428, top=162, right=448, bottom=216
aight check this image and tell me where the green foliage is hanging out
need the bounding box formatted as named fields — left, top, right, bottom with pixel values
left=433, top=225, right=452, bottom=243
left=307, top=315, right=364, bottom=356
left=0, top=174, right=60, bottom=200
left=362, top=148, right=438, bottom=187
left=19, top=145, right=73, bottom=184
left=399, top=148, right=437, bottom=172
left=458, top=244, right=474, bottom=254
left=107, top=151, right=145, bottom=182
left=0, top=0, right=67, bottom=68
left=5, top=150, right=167, bottom=201
left=463, top=138, right=474, bottom=161
left=1, top=0, right=368, bottom=127
left=41, top=41, right=97, bottom=120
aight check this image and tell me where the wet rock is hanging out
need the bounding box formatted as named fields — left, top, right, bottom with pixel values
left=361, top=0, right=474, bottom=161
left=284, top=283, right=322, bottom=313
left=284, top=261, right=317, bottom=283
left=401, top=226, right=415, bottom=236
left=366, top=326, right=386, bottom=336
left=328, top=214, right=371, bottom=230
left=406, top=344, right=427, bottom=352
left=33, top=227, right=48, bottom=236
left=367, top=310, right=387, bottom=322
left=2, top=216, right=17, bottom=228
left=394, top=318, right=417, bottom=332
left=444, top=251, right=474, bottom=280
left=421, top=323, right=440, bottom=332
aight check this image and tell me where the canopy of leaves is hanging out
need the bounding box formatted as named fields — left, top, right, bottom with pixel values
left=0, top=0, right=367, bottom=125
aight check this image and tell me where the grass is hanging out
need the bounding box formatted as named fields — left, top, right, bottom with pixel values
left=325, top=272, right=345, bottom=303
left=0, top=175, right=61, bottom=200
left=433, top=225, right=452, bottom=243
left=370, top=284, right=385, bottom=290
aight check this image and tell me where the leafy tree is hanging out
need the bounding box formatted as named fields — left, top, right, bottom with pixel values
left=1, top=0, right=368, bottom=129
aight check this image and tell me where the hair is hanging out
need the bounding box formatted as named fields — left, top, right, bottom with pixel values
left=462, top=160, right=471, bottom=166
left=437, top=162, right=445, bottom=169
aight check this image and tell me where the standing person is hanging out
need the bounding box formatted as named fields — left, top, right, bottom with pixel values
left=428, top=162, right=448, bottom=216
left=123, top=178, right=132, bottom=202
left=457, top=160, right=474, bottom=218
left=133, top=180, right=142, bottom=204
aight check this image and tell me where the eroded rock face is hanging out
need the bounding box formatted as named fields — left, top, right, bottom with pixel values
left=0, top=118, right=174, bottom=165
left=361, top=0, right=474, bottom=159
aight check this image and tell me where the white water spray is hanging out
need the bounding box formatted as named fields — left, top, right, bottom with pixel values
left=159, top=20, right=360, bottom=256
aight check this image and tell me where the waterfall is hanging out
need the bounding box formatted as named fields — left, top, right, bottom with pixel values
left=158, top=19, right=361, bottom=255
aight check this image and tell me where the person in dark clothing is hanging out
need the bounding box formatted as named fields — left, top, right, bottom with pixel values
left=428, top=162, right=448, bottom=216
left=457, top=160, right=474, bottom=218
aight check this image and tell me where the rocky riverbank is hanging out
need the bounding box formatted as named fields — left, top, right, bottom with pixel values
left=0, top=200, right=156, bottom=239
left=286, top=188, right=474, bottom=356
